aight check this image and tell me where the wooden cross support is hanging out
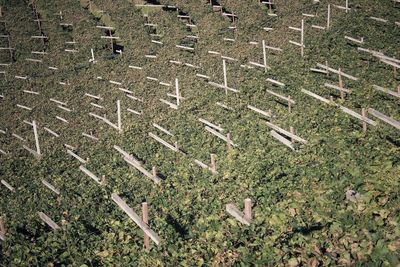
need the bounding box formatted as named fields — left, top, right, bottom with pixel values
left=226, top=198, right=252, bottom=225
left=111, top=193, right=161, bottom=248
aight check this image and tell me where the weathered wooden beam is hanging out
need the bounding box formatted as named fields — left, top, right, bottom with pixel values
left=67, top=149, right=87, bottom=164
left=1, top=180, right=15, bottom=192
left=199, top=118, right=223, bottom=132
left=124, top=157, right=161, bottom=184
left=265, top=122, right=307, bottom=144
left=205, top=126, right=237, bottom=147
left=368, top=108, right=400, bottom=130
left=41, top=180, right=60, bottom=195
left=271, top=130, right=295, bottom=150
left=153, top=123, right=173, bottom=136
left=79, top=166, right=105, bottom=185
left=247, top=105, right=272, bottom=117
left=149, top=132, right=180, bottom=153
left=372, top=85, right=400, bottom=98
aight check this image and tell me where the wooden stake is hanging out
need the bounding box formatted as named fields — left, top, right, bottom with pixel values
left=346, top=0, right=349, bottom=13
left=262, top=40, right=267, bottom=72
left=33, top=120, right=41, bottom=155
left=362, top=108, right=367, bottom=132
left=244, top=198, right=252, bottom=221
left=117, top=100, right=122, bottom=132
left=301, top=19, right=304, bottom=57
left=210, top=154, right=217, bottom=174
left=175, top=78, right=180, bottom=106
left=327, top=4, right=331, bottom=29
left=142, top=202, right=149, bottom=249
left=290, top=127, right=295, bottom=143
left=338, top=68, right=345, bottom=99
left=227, top=132, right=232, bottom=150
left=223, top=59, right=228, bottom=94
left=109, top=29, right=113, bottom=53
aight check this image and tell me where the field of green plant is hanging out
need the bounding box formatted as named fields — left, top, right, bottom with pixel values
left=0, top=0, right=399, bottom=266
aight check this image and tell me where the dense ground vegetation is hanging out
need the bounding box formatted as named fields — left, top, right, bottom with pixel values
left=0, top=0, right=399, bottom=265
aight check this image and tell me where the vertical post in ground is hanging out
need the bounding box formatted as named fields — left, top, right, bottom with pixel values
left=142, top=202, right=149, bottom=249
left=244, top=199, right=252, bottom=221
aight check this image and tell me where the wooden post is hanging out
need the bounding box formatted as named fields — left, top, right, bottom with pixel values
left=223, top=59, right=228, bottom=94
left=175, top=78, right=180, bottom=106
left=244, top=199, right=252, bottom=221
left=152, top=167, right=157, bottom=179
left=362, top=108, right=367, bottom=132
left=109, top=29, right=113, bottom=53
left=325, top=61, right=330, bottom=76
left=117, top=100, right=122, bottom=132
left=210, top=154, right=217, bottom=173
left=227, top=132, right=232, bottom=150
left=327, top=4, right=331, bottom=29
left=262, top=40, right=267, bottom=72
left=338, top=68, right=344, bottom=100
left=142, top=202, right=149, bottom=249
left=90, top=48, right=96, bottom=63
left=290, top=127, right=295, bottom=143
left=33, top=120, right=41, bottom=155
left=7, top=36, right=12, bottom=60
left=288, top=95, right=292, bottom=113
left=345, top=0, right=349, bottom=13
left=301, top=19, right=304, bottom=57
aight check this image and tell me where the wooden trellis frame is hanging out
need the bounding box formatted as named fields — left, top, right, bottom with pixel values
left=289, top=19, right=305, bottom=57
left=226, top=198, right=252, bottom=225
left=208, top=59, right=239, bottom=94
left=194, top=154, right=217, bottom=174
left=301, top=89, right=378, bottom=132
left=89, top=100, right=122, bottom=132
left=22, top=120, right=41, bottom=159
left=111, top=193, right=161, bottom=248
left=160, top=78, right=183, bottom=109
